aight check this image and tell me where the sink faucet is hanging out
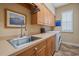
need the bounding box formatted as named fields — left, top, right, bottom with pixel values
left=20, top=23, right=27, bottom=37
left=20, top=25, right=23, bottom=37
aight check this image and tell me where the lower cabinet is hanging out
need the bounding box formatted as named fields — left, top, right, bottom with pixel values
left=34, top=40, right=46, bottom=56
left=36, top=46, right=46, bottom=56
left=52, top=35, right=56, bottom=55
left=16, top=46, right=36, bottom=56
left=46, top=35, right=56, bottom=56
left=15, top=35, right=55, bottom=56
left=16, top=40, right=46, bottom=56
left=46, top=37, right=53, bottom=56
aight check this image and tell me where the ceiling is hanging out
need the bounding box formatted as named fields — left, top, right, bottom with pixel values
left=52, top=3, right=69, bottom=8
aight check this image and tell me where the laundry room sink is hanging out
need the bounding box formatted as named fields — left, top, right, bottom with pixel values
left=8, top=36, right=41, bottom=49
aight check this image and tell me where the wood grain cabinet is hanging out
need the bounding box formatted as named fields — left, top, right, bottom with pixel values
left=31, top=3, right=44, bottom=25
left=31, top=3, right=55, bottom=26
left=16, top=40, right=46, bottom=56
left=14, top=35, right=56, bottom=56
left=35, top=40, right=46, bottom=56
left=46, top=35, right=56, bottom=56
left=16, top=46, right=36, bottom=56
left=49, top=13, right=55, bottom=26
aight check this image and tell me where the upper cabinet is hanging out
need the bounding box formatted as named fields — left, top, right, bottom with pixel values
left=31, top=3, right=55, bottom=26
left=19, top=3, right=40, bottom=14
left=31, top=4, right=44, bottom=25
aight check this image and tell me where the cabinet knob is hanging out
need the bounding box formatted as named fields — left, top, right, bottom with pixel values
left=34, top=47, right=38, bottom=50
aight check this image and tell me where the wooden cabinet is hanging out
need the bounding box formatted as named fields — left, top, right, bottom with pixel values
left=31, top=3, right=44, bottom=25
left=31, top=3, right=55, bottom=26
left=17, top=46, right=35, bottom=56
left=14, top=35, right=56, bottom=56
left=50, top=35, right=56, bottom=55
left=35, top=40, right=46, bottom=56
left=44, top=6, right=55, bottom=26
left=50, top=13, right=55, bottom=26
left=36, top=46, right=46, bottom=56
left=16, top=40, right=46, bottom=56
left=52, top=35, right=56, bottom=54
left=46, top=37, right=52, bottom=56
left=44, top=6, right=49, bottom=25
left=46, top=35, right=56, bottom=56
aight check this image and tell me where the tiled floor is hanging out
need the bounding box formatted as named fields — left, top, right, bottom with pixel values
left=54, top=43, right=79, bottom=56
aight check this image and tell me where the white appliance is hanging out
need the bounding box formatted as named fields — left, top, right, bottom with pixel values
left=48, top=31, right=62, bottom=51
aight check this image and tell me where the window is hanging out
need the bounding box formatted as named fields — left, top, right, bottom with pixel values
left=61, top=10, right=73, bottom=32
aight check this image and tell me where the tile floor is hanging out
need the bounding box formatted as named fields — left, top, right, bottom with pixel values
left=54, top=43, right=79, bottom=56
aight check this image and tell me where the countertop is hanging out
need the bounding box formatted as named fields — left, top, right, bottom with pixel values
left=0, top=31, right=59, bottom=56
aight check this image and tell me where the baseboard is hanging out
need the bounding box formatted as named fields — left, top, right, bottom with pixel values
left=62, top=41, right=79, bottom=47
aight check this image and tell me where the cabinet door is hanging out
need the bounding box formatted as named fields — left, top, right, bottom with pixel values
left=34, top=40, right=46, bottom=56
left=43, top=6, right=55, bottom=26
left=46, top=37, right=52, bottom=56
left=37, top=4, right=44, bottom=25
left=51, top=35, right=56, bottom=55
left=50, top=13, right=55, bottom=26
left=48, top=11, right=51, bottom=25
left=31, top=3, right=44, bottom=25
left=47, top=11, right=55, bottom=26
left=36, top=46, right=46, bottom=56
left=46, top=36, right=56, bottom=56
left=17, top=47, right=35, bottom=56
left=44, top=7, right=49, bottom=25
left=31, top=3, right=55, bottom=26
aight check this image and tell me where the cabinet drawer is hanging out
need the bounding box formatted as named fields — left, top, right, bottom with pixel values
left=34, top=40, right=46, bottom=51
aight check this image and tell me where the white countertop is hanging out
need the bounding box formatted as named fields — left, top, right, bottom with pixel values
left=0, top=31, right=58, bottom=56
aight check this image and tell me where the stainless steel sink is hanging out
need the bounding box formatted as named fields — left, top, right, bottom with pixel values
left=8, top=36, right=41, bottom=49
left=29, top=36, right=41, bottom=41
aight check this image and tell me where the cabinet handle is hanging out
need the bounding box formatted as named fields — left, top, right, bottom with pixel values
left=34, top=47, right=38, bottom=50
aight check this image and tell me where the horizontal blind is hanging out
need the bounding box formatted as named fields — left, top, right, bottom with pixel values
left=61, top=10, right=73, bottom=32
